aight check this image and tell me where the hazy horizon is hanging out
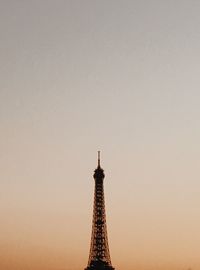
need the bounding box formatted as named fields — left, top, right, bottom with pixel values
left=1, top=1, right=200, bottom=270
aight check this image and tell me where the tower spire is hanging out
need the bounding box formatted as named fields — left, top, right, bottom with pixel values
left=98, top=151, right=100, bottom=167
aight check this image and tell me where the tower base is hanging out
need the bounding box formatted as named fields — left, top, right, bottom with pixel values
left=85, top=260, right=115, bottom=270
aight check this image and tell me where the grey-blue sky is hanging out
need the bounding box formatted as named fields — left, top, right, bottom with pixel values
left=1, top=1, right=200, bottom=270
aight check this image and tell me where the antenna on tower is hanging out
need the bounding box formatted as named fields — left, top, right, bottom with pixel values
left=98, top=151, right=100, bottom=167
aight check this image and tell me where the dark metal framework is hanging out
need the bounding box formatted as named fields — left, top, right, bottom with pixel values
left=85, top=152, right=114, bottom=270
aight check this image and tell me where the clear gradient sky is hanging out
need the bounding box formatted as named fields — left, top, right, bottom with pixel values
left=1, top=1, right=200, bottom=270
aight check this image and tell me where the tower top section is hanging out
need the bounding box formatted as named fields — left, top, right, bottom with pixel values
left=94, top=151, right=105, bottom=180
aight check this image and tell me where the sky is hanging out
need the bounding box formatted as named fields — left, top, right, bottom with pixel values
left=0, top=1, right=200, bottom=270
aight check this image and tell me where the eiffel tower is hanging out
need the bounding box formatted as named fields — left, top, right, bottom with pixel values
left=85, top=152, right=115, bottom=270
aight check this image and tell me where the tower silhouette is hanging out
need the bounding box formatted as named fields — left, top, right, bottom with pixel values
left=85, top=152, right=115, bottom=270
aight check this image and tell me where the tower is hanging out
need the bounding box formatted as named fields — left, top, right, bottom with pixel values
left=85, top=152, right=115, bottom=270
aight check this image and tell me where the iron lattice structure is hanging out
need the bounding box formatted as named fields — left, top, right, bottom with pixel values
left=85, top=152, right=114, bottom=270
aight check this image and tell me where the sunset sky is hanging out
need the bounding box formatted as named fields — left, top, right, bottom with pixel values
left=1, top=1, right=200, bottom=270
